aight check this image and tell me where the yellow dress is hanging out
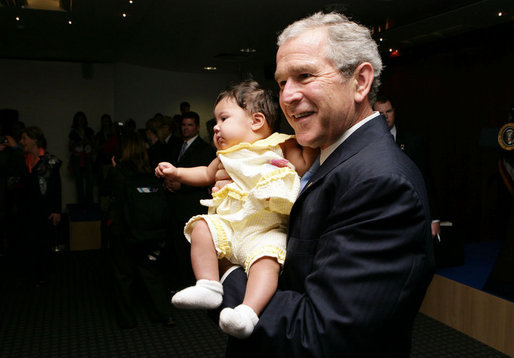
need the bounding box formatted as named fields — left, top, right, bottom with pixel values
left=184, top=133, right=300, bottom=273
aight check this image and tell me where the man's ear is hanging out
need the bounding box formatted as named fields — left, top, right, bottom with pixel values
left=251, top=112, right=266, bottom=131
left=353, top=62, right=374, bottom=103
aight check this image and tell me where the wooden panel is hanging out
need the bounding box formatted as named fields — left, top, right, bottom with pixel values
left=420, top=274, right=514, bottom=357
left=69, top=221, right=102, bottom=251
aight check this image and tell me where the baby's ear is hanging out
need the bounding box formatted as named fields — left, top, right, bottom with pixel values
left=251, top=112, right=266, bottom=131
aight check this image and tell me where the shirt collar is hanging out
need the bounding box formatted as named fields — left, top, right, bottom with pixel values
left=390, top=125, right=397, bottom=141
left=320, top=112, right=380, bottom=165
left=184, top=135, right=198, bottom=146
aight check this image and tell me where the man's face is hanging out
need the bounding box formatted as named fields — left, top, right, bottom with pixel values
left=181, top=118, right=199, bottom=140
left=373, top=100, right=395, bottom=129
left=275, top=27, right=356, bottom=149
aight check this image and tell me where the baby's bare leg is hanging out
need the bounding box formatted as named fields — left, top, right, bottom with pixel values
left=219, top=257, right=280, bottom=338
left=243, top=257, right=280, bottom=315
left=171, top=219, right=223, bottom=309
left=190, top=219, right=219, bottom=281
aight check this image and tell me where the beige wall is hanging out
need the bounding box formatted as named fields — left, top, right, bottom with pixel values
left=0, top=59, right=238, bottom=206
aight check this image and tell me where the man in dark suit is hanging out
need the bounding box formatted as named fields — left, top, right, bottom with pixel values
left=218, top=12, right=435, bottom=357
left=166, top=111, right=216, bottom=287
left=373, top=96, right=441, bottom=238
left=160, top=115, right=181, bottom=163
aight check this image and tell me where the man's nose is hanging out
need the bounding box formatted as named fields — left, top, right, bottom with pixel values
left=280, top=80, right=302, bottom=104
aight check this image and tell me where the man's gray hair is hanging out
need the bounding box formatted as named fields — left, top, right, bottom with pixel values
left=277, top=12, right=382, bottom=103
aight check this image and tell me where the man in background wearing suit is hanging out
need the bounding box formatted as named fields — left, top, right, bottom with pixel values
left=218, top=12, right=435, bottom=357
left=166, top=111, right=216, bottom=288
left=160, top=115, right=181, bottom=163
left=373, top=96, right=441, bottom=238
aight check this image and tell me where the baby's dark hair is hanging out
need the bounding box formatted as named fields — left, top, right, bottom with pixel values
left=215, top=79, right=279, bottom=131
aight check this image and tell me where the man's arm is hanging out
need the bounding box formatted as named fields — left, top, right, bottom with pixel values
left=222, top=174, right=433, bottom=357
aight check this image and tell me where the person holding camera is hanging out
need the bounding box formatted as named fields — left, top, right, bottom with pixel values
left=15, top=126, right=62, bottom=287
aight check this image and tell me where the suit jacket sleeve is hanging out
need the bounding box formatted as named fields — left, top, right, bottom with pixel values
left=397, top=130, right=440, bottom=220
left=223, top=173, right=433, bottom=357
left=175, top=138, right=216, bottom=194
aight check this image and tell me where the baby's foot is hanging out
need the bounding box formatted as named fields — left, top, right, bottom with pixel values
left=219, top=304, right=258, bottom=338
left=171, top=279, right=223, bottom=309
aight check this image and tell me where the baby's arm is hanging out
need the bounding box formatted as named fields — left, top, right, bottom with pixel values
left=280, top=139, right=319, bottom=176
left=156, top=158, right=221, bottom=187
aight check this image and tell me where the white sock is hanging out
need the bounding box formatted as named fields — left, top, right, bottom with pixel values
left=171, top=279, right=223, bottom=309
left=219, top=304, right=259, bottom=338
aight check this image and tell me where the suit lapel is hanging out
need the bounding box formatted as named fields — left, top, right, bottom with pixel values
left=297, top=116, right=390, bottom=200
left=178, top=137, right=200, bottom=163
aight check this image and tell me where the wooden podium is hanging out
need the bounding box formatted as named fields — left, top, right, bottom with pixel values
left=67, top=204, right=102, bottom=251
left=420, top=274, right=514, bottom=356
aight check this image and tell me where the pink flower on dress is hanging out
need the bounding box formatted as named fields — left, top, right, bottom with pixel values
left=270, top=158, right=291, bottom=168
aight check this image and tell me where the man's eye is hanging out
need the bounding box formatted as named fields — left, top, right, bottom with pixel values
left=299, top=73, right=312, bottom=80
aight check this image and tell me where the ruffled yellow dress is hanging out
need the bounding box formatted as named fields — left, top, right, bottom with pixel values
left=184, top=133, right=300, bottom=273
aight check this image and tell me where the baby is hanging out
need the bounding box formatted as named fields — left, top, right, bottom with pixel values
left=155, top=79, right=317, bottom=338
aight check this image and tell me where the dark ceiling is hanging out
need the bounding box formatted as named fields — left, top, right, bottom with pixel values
left=1, top=0, right=513, bottom=75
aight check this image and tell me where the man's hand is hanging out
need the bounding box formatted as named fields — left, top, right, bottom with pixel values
left=0, top=135, right=16, bottom=151
left=165, top=178, right=181, bottom=192
left=431, top=221, right=441, bottom=238
left=48, top=213, right=61, bottom=226
left=212, top=162, right=232, bottom=193
left=218, top=258, right=235, bottom=279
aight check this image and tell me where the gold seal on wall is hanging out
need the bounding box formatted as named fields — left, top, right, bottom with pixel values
left=498, top=123, right=514, bottom=150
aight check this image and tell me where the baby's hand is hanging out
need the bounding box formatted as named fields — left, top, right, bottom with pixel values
left=155, top=162, right=176, bottom=178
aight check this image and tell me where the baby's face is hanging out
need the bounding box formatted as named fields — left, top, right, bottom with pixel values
left=213, top=98, right=255, bottom=150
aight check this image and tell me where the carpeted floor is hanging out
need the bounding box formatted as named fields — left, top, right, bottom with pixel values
left=0, top=250, right=508, bottom=357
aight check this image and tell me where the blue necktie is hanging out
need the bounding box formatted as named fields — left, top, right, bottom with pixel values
left=300, top=156, right=320, bottom=192
left=178, top=141, right=187, bottom=160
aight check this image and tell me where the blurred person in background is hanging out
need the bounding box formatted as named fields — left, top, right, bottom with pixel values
left=18, top=126, right=62, bottom=287
left=68, top=111, right=95, bottom=204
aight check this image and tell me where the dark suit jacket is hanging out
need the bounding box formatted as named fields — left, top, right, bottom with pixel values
left=147, top=141, right=168, bottom=170
left=164, top=135, right=182, bottom=164
left=223, top=116, right=435, bottom=357
left=169, top=136, right=216, bottom=223
left=396, top=128, right=440, bottom=220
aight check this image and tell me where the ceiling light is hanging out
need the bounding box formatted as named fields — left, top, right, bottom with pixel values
left=240, top=48, right=256, bottom=54
left=379, top=38, right=383, bottom=42
left=129, top=0, right=134, bottom=3
left=15, top=17, right=20, bottom=21
left=203, top=66, right=217, bottom=71
left=68, top=19, right=72, bottom=25
left=122, top=13, right=127, bottom=18
left=497, top=11, right=503, bottom=16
